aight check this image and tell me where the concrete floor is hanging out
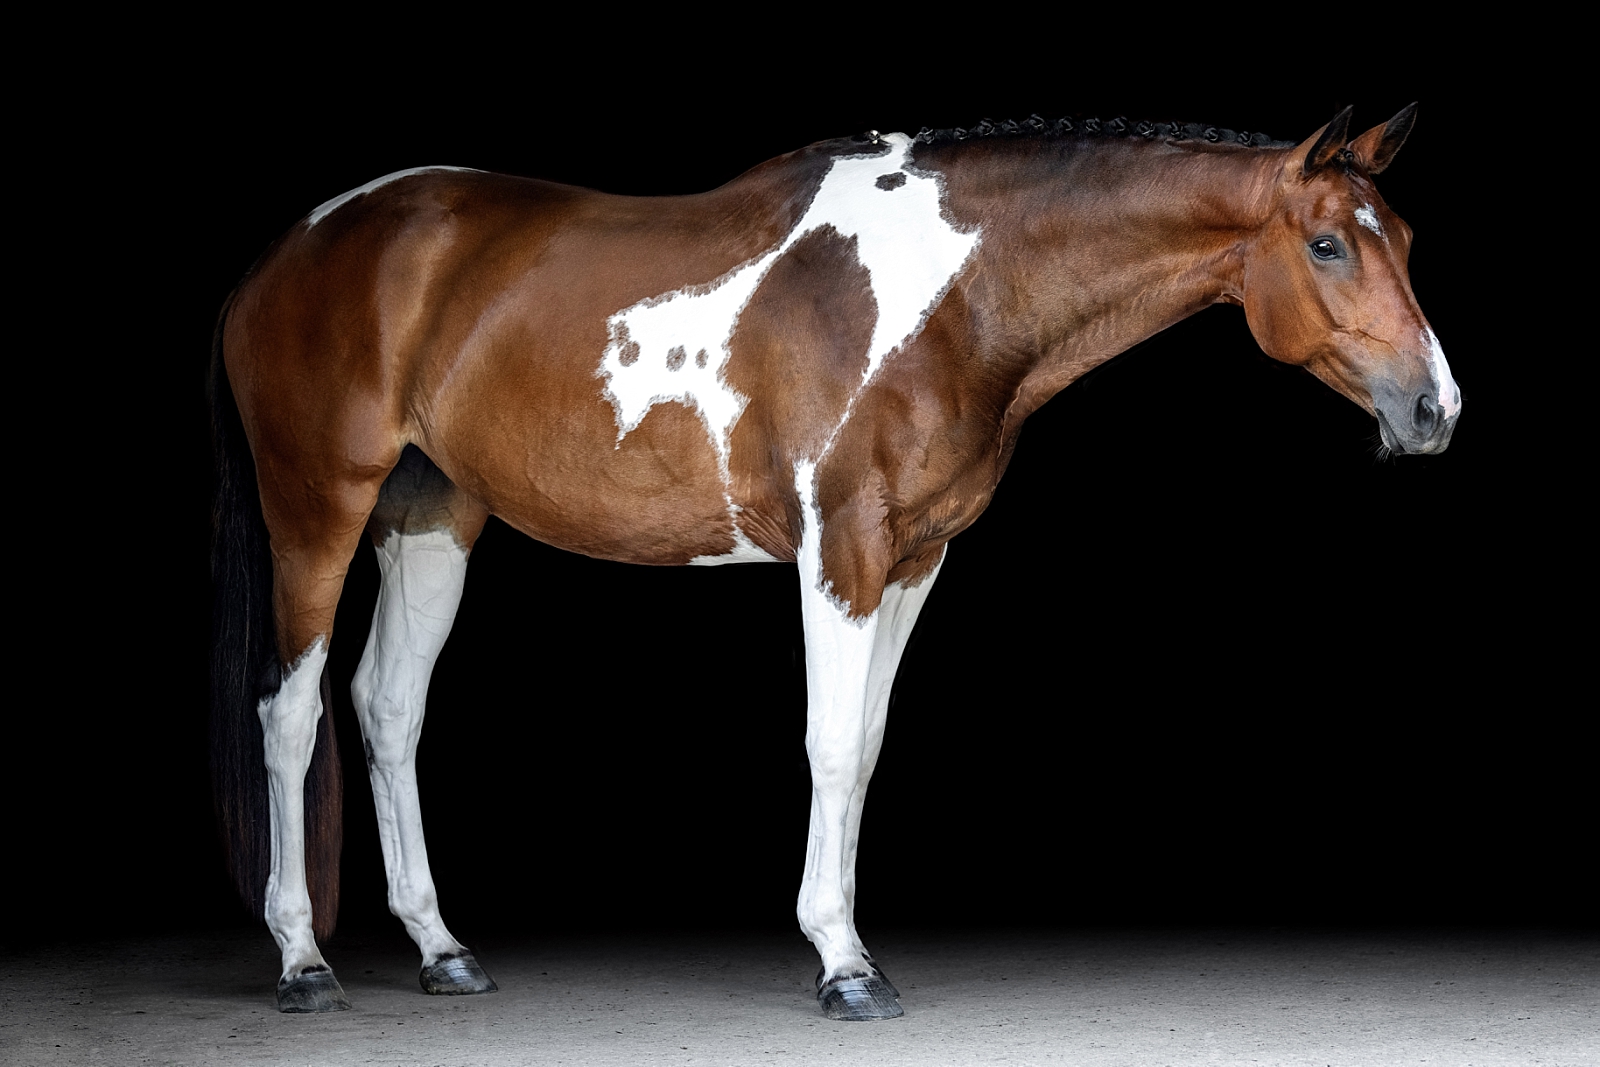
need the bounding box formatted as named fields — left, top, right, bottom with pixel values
left=2, top=927, right=1594, bottom=1065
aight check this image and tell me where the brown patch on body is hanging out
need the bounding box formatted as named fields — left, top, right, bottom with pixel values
left=807, top=300, right=1018, bottom=616
left=723, top=226, right=876, bottom=561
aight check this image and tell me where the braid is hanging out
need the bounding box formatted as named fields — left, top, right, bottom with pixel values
left=909, top=115, right=1292, bottom=149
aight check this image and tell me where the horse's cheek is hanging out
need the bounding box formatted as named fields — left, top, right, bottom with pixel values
left=1243, top=257, right=1314, bottom=367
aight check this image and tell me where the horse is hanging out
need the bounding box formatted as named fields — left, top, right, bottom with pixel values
left=209, top=103, right=1460, bottom=1020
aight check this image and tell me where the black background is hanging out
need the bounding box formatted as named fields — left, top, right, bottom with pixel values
left=14, top=24, right=1582, bottom=955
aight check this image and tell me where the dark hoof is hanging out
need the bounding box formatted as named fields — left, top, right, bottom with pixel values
left=816, top=962, right=900, bottom=999
left=868, top=964, right=900, bottom=999
left=420, top=951, right=498, bottom=995
left=277, top=968, right=352, bottom=1013
left=819, top=975, right=903, bottom=1021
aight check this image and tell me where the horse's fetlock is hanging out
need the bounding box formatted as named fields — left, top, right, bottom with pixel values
left=388, top=886, right=439, bottom=924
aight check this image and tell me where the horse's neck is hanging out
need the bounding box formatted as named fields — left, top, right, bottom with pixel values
left=941, top=139, right=1281, bottom=425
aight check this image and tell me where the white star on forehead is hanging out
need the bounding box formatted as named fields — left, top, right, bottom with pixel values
left=1355, top=204, right=1384, bottom=238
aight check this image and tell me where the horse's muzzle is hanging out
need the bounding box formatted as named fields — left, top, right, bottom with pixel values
left=1376, top=391, right=1461, bottom=455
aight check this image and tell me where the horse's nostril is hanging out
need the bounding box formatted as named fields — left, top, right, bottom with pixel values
left=1413, top=393, right=1440, bottom=435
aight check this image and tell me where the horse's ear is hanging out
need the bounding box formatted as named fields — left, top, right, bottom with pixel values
left=1292, top=106, right=1355, bottom=177
left=1348, top=102, right=1418, bottom=175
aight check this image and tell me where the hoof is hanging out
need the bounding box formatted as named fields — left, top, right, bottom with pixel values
left=277, top=968, right=352, bottom=1013
left=420, top=951, right=498, bottom=995
left=819, top=975, right=903, bottom=1021
left=867, top=964, right=900, bottom=999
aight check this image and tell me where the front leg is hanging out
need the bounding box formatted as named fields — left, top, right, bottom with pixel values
left=794, top=469, right=941, bottom=1020
left=797, top=575, right=889, bottom=1013
left=840, top=545, right=944, bottom=983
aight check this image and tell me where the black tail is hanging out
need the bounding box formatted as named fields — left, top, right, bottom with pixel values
left=209, top=295, right=343, bottom=939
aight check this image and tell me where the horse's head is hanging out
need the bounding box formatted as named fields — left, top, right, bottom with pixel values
left=1238, top=104, right=1460, bottom=455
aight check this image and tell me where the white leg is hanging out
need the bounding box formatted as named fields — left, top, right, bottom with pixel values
left=796, top=558, right=880, bottom=981
left=841, top=546, right=944, bottom=958
left=259, top=637, right=345, bottom=1006
left=793, top=469, right=943, bottom=1020
left=351, top=529, right=492, bottom=991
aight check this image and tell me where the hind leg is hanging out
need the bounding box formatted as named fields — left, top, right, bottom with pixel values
left=351, top=447, right=495, bottom=994
left=259, top=511, right=378, bottom=1012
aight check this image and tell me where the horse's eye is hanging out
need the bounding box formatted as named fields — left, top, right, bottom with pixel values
left=1310, top=238, right=1341, bottom=261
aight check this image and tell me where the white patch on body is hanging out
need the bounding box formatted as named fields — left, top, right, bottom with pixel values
left=305, top=166, right=478, bottom=228
left=688, top=519, right=782, bottom=565
left=1355, top=203, right=1384, bottom=238
left=1423, top=327, right=1462, bottom=418
left=351, top=529, right=473, bottom=964
left=598, top=133, right=980, bottom=559
left=258, top=637, right=332, bottom=979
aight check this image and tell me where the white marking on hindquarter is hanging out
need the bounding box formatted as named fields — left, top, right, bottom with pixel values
left=305, top=166, right=478, bottom=228
left=1355, top=204, right=1384, bottom=238
left=1423, top=328, right=1461, bottom=418
left=598, top=133, right=980, bottom=558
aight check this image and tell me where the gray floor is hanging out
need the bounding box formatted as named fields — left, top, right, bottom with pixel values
left=2, top=927, right=1594, bottom=1065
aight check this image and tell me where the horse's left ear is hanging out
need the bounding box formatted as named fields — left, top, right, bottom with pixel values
left=1348, top=102, right=1418, bottom=175
left=1291, top=106, right=1355, bottom=177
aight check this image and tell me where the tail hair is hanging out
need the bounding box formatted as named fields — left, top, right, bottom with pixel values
left=209, top=294, right=343, bottom=939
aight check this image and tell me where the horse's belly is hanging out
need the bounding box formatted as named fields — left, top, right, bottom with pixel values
left=433, top=379, right=777, bottom=566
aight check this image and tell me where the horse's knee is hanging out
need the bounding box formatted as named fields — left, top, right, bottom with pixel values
left=805, top=738, right=867, bottom=790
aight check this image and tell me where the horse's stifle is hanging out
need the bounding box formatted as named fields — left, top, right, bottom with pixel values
left=210, top=105, right=1458, bottom=1019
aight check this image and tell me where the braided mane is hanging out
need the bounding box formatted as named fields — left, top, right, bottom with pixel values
left=897, top=114, right=1296, bottom=149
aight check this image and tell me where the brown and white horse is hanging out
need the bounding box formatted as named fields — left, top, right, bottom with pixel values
left=210, top=105, right=1459, bottom=1019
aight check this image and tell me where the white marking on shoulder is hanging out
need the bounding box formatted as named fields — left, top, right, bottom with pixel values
left=793, top=459, right=869, bottom=626
left=598, top=132, right=980, bottom=546
left=1423, top=327, right=1461, bottom=418
left=1355, top=204, right=1384, bottom=238
left=306, top=166, right=478, bottom=228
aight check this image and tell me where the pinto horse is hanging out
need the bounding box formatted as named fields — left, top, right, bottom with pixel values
left=210, top=104, right=1459, bottom=1019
